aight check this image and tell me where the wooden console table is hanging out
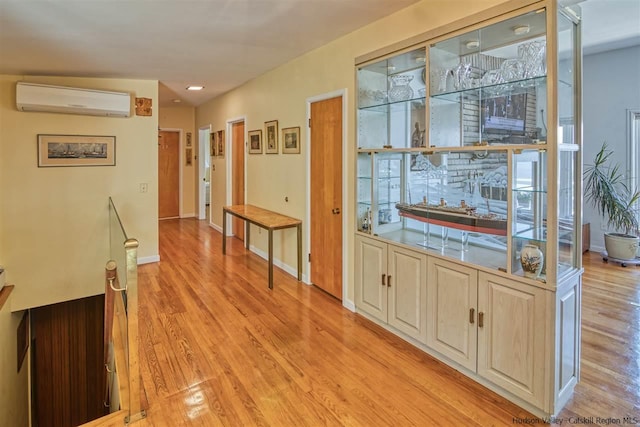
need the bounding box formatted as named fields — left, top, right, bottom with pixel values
left=222, top=205, right=302, bottom=289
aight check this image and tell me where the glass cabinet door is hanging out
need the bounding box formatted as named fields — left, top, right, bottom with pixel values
left=555, top=5, right=581, bottom=277
left=429, top=10, right=548, bottom=147
left=374, top=153, right=403, bottom=233
left=390, top=150, right=509, bottom=271
left=357, top=152, right=373, bottom=233
left=512, top=149, right=548, bottom=279
left=357, top=47, right=427, bottom=149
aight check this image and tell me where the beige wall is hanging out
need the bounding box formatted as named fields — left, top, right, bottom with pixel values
left=196, top=0, right=509, bottom=304
left=159, top=106, right=197, bottom=217
left=0, top=75, right=159, bottom=310
left=0, top=292, right=29, bottom=427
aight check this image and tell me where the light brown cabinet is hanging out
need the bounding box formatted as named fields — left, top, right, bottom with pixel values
left=427, top=258, right=546, bottom=407
left=355, top=236, right=427, bottom=343
left=354, top=0, right=583, bottom=417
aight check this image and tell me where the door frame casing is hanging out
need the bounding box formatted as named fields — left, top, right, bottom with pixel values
left=225, top=116, right=247, bottom=237
left=306, top=89, right=351, bottom=310
left=158, top=127, right=184, bottom=218
left=198, top=124, right=212, bottom=220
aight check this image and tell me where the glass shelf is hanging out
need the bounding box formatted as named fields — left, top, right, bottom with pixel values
left=513, top=226, right=547, bottom=243
left=356, top=2, right=581, bottom=287
left=358, top=96, right=426, bottom=112
left=430, top=76, right=547, bottom=102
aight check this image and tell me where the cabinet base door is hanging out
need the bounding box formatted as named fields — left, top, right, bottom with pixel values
left=388, top=245, right=427, bottom=342
left=477, top=272, right=546, bottom=408
left=426, top=258, right=477, bottom=371
left=355, top=236, right=387, bottom=321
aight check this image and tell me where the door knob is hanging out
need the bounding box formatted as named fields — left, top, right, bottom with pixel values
left=332, top=208, right=341, bottom=214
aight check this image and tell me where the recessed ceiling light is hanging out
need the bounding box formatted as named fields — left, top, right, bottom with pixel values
left=465, top=40, right=480, bottom=49
left=415, top=57, right=426, bottom=63
left=186, top=86, right=204, bottom=91
left=172, top=99, right=181, bottom=103
left=513, top=25, right=530, bottom=36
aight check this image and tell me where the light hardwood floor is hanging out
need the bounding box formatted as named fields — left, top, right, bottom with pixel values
left=132, top=219, right=639, bottom=426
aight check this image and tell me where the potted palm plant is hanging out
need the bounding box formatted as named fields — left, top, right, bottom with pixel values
left=584, top=143, right=640, bottom=260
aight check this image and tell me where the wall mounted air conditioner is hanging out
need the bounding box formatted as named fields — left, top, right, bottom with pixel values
left=16, top=82, right=131, bottom=117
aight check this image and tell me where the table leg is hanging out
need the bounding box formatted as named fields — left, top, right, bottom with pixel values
left=297, top=223, right=302, bottom=281
left=245, top=221, right=250, bottom=250
left=268, top=228, right=274, bottom=289
left=222, top=210, right=227, bottom=254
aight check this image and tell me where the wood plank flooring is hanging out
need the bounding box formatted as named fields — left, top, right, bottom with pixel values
left=131, top=219, right=639, bottom=426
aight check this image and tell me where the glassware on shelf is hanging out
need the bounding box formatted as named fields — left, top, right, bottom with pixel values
left=388, top=74, right=414, bottom=102
left=500, top=58, right=527, bottom=82
left=518, top=40, right=546, bottom=78
left=432, top=67, right=454, bottom=94
left=481, top=69, right=504, bottom=87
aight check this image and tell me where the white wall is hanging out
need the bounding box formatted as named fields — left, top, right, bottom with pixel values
left=583, top=45, right=640, bottom=251
left=0, top=292, right=29, bottom=427
left=196, top=0, right=512, bottom=304
left=0, top=75, right=159, bottom=310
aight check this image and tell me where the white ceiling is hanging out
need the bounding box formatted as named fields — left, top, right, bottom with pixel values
left=0, top=0, right=638, bottom=107
left=0, top=0, right=420, bottom=107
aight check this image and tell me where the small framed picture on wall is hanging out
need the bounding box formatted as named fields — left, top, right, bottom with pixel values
left=282, top=127, right=300, bottom=154
left=249, top=129, right=262, bottom=154
left=265, top=120, right=278, bottom=154
left=217, top=130, right=225, bottom=157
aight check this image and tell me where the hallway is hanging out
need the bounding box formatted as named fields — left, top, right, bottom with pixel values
left=132, top=218, right=639, bottom=426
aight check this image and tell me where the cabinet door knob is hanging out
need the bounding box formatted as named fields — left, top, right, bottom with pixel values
left=478, top=311, right=484, bottom=328
left=387, top=275, right=392, bottom=287
left=381, top=273, right=386, bottom=286
left=469, top=308, right=475, bottom=324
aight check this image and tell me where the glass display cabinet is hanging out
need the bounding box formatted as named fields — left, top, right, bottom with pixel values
left=356, top=1, right=582, bottom=286
left=355, top=0, right=582, bottom=418
left=358, top=47, right=427, bottom=149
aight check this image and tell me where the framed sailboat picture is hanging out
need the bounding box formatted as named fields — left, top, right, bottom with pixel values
left=37, top=134, right=115, bottom=167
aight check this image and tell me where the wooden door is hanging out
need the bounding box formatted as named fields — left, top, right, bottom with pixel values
left=477, top=272, right=545, bottom=407
left=31, top=295, right=107, bottom=426
left=310, top=96, right=342, bottom=299
left=354, top=235, right=387, bottom=322
left=158, top=130, right=180, bottom=219
left=426, top=257, right=478, bottom=371
left=387, top=245, right=427, bottom=342
left=232, top=122, right=245, bottom=240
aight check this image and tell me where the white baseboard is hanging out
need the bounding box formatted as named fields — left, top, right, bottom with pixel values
left=249, top=244, right=308, bottom=283
left=209, top=222, right=222, bottom=233
left=181, top=213, right=196, bottom=218
left=589, top=244, right=604, bottom=254
left=342, top=299, right=356, bottom=312
left=138, top=255, right=160, bottom=265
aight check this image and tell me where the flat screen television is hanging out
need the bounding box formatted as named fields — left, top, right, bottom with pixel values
left=481, top=93, right=527, bottom=135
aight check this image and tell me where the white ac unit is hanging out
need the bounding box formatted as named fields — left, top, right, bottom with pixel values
left=16, top=82, right=131, bottom=117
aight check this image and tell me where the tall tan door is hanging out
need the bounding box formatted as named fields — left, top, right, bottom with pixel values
left=232, top=122, right=245, bottom=241
left=311, top=96, right=342, bottom=299
left=158, top=130, right=179, bottom=219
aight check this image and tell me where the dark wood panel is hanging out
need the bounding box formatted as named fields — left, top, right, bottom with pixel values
left=31, top=295, right=107, bottom=427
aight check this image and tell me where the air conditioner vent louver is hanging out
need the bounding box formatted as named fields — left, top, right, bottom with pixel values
left=16, top=82, right=131, bottom=117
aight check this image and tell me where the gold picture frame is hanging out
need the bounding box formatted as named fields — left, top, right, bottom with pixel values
left=37, top=134, right=115, bottom=167
left=217, top=130, right=225, bottom=157
left=265, top=120, right=278, bottom=154
left=210, top=131, right=217, bottom=156
left=282, top=126, right=301, bottom=154
left=249, top=129, right=262, bottom=154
